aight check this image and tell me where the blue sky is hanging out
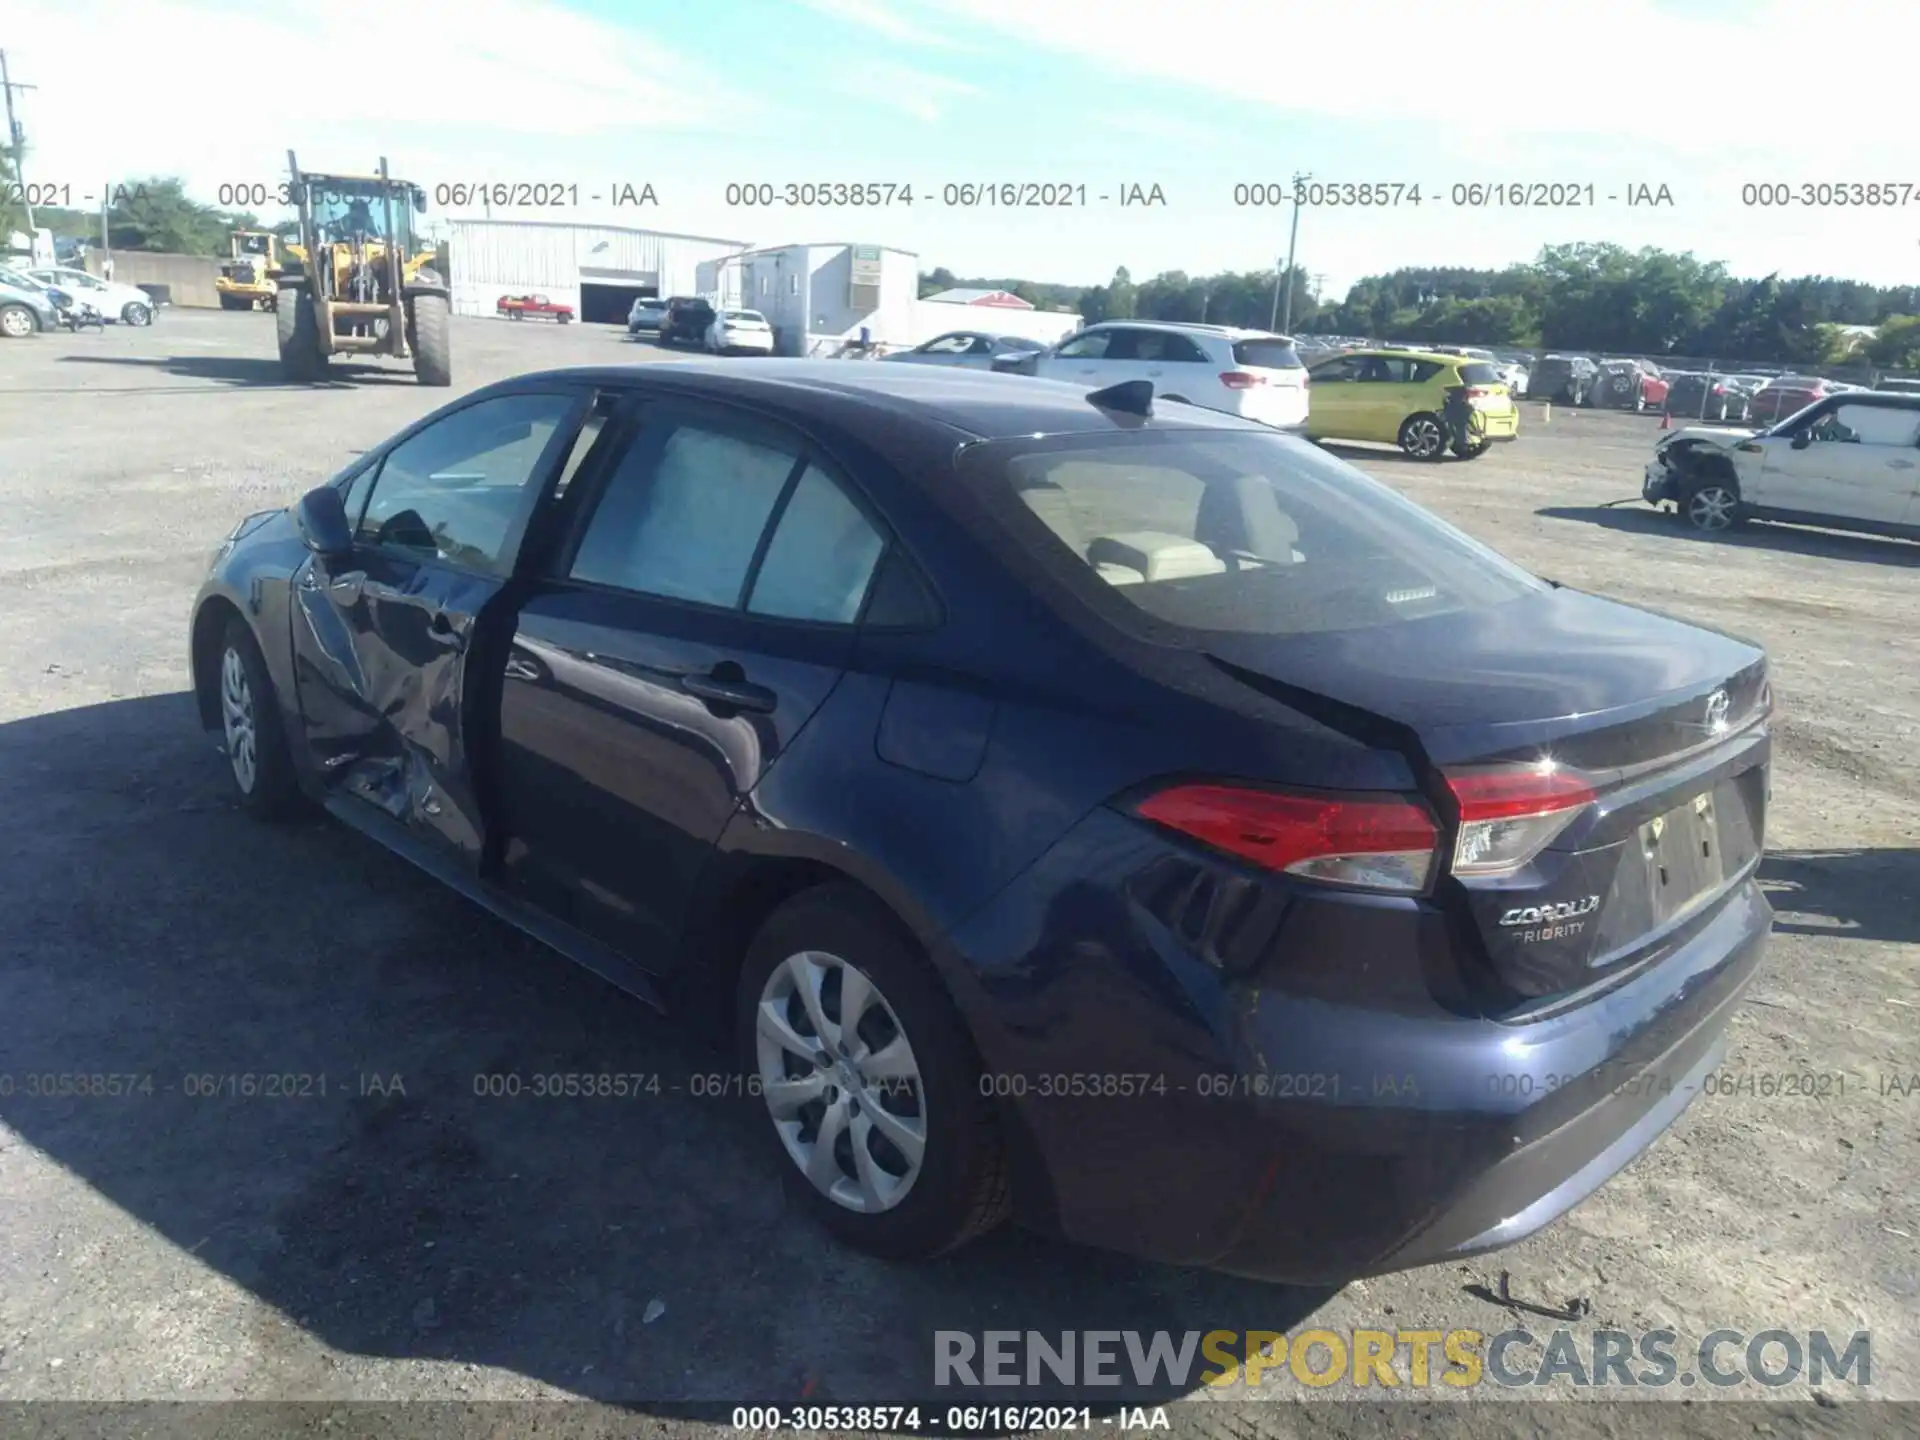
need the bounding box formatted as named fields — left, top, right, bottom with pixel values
left=10, top=0, right=1918, bottom=298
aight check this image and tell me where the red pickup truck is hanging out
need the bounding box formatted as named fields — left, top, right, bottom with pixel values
left=497, top=293, right=574, bottom=323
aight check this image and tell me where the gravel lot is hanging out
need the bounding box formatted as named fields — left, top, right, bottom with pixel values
left=1, top=310, right=1915, bottom=1437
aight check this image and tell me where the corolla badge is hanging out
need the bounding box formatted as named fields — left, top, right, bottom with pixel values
left=1499, top=896, right=1600, bottom=926
left=1704, top=688, right=1731, bottom=735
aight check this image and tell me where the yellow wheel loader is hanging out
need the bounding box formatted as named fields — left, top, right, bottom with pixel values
left=275, top=151, right=451, bottom=386
left=215, top=230, right=284, bottom=311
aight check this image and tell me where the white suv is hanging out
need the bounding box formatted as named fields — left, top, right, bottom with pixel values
left=1643, top=391, right=1920, bottom=536
left=1006, top=322, right=1309, bottom=431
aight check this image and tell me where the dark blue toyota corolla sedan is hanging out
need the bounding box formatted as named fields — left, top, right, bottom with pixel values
left=189, top=360, right=1772, bottom=1281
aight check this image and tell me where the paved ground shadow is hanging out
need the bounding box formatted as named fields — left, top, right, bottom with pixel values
left=0, top=693, right=1335, bottom=1415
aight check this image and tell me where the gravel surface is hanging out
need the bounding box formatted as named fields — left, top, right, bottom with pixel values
left=0, top=311, right=1913, bottom=1437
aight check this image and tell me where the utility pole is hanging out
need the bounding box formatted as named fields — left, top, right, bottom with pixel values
left=1, top=49, right=39, bottom=234
left=1278, top=170, right=1310, bottom=335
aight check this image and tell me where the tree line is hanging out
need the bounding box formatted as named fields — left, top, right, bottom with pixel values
left=2, top=165, right=292, bottom=258
left=921, top=244, right=1920, bottom=370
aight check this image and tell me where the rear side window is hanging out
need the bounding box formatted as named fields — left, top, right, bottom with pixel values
left=1232, top=339, right=1303, bottom=369
left=1409, top=360, right=1446, bottom=383
left=747, top=464, right=886, bottom=623
left=569, top=422, right=801, bottom=606
left=961, top=431, right=1545, bottom=638
left=1458, top=362, right=1502, bottom=385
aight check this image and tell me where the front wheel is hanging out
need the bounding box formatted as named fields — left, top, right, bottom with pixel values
left=1684, top=480, right=1744, bottom=533
left=1398, top=413, right=1448, bottom=461
left=216, top=617, right=301, bottom=819
left=275, top=288, right=325, bottom=382
left=737, top=885, right=1010, bottom=1260
left=409, top=293, right=452, bottom=387
left=122, top=301, right=153, bottom=326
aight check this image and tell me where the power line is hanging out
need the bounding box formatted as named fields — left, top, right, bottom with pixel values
left=0, top=48, right=39, bottom=234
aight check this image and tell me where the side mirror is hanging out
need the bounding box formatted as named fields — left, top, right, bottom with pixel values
left=1790, top=432, right=1813, bottom=450
left=294, top=484, right=354, bottom=559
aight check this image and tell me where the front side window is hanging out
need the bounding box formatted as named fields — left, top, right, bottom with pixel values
left=960, top=430, right=1546, bottom=639
left=570, top=419, right=802, bottom=607
left=1822, top=404, right=1920, bottom=446
left=920, top=334, right=975, bottom=354
left=356, top=392, right=577, bottom=572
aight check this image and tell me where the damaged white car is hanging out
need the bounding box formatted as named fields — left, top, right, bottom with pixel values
left=1643, top=392, right=1920, bottom=537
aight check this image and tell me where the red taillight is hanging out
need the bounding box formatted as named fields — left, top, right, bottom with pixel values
left=1135, top=784, right=1438, bottom=894
left=1219, top=371, right=1265, bottom=389
left=1444, top=763, right=1596, bottom=876
left=1465, top=386, right=1497, bottom=399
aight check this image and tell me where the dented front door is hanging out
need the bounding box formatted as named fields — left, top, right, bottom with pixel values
left=289, top=388, right=587, bottom=867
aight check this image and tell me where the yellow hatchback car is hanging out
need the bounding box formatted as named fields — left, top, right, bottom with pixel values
left=1305, top=349, right=1520, bottom=460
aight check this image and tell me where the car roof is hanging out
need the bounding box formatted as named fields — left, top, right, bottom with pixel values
left=493, top=359, right=1271, bottom=441
left=1331, top=347, right=1465, bottom=365
left=1081, top=320, right=1292, bottom=342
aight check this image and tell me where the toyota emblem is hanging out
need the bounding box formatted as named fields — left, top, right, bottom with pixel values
left=1704, top=689, right=1731, bottom=734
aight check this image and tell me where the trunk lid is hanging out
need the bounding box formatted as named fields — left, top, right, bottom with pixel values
left=1207, top=587, right=1771, bottom=1002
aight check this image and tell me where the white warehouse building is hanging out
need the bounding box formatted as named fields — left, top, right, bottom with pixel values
left=448, top=219, right=751, bottom=325
left=705, top=242, right=919, bottom=356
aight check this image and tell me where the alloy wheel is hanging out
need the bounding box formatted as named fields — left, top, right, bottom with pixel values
left=1402, top=416, right=1445, bottom=459
left=1687, top=485, right=1737, bottom=532
left=755, top=949, right=927, bottom=1213
left=125, top=303, right=152, bottom=327
left=0, top=306, right=33, bottom=338
left=220, top=645, right=258, bottom=793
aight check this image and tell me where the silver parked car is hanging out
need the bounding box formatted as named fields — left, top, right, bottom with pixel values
left=0, top=265, right=60, bottom=338
left=883, top=330, right=1047, bottom=370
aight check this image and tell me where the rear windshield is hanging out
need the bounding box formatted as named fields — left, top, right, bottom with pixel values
left=1458, top=362, right=1502, bottom=385
left=1532, top=358, right=1572, bottom=376
left=959, top=430, right=1545, bottom=638
left=1231, top=339, right=1303, bottom=369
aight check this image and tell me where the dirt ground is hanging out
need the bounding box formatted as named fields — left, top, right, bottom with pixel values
left=0, top=311, right=1914, bottom=1438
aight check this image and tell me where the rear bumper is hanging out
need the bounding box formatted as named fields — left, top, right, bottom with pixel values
left=942, top=807, right=1772, bottom=1284
left=1478, top=410, right=1520, bottom=439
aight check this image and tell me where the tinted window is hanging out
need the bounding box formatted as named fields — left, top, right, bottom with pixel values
left=570, top=420, right=800, bottom=606
left=1308, top=356, right=1362, bottom=383
left=921, top=333, right=975, bottom=354
left=1458, top=362, right=1501, bottom=385
left=1410, top=360, right=1447, bottom=383
left=962, top=431, right=1545, bottom=638
left=747, top=464, right=886, bottom=623
left=1054, top=331, right=1111, bottom=360
left=1357, top=356, right=1412, bottom=382
left=1232, top=339, right=1303, bottom=369
left=356, top=392, right=576, bottom=572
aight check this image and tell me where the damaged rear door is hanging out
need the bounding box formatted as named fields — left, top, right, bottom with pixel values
left=290, top=387, right=587, bottom=865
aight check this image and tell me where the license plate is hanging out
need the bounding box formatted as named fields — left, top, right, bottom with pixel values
left=1470, top=393, right=1506, bottom=409
left=1642, top=791, right=1725, bottom=923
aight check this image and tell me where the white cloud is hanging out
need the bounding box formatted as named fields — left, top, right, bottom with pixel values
left=3, top=0, right=749, bottom=207
left=849, top=63, right=983, bottom=122
left=798, top=0, right=967, bottom=48
left=915, top=0, right=1916, bottom=161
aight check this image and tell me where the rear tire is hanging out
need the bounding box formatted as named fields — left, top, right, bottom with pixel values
left=736, top=884, right=1010, bottom=1260
left=275, top=287, right=324, bottom=382
left=409, top=293, right=452, bottom=387
left=122, top=301, right=153, bottom=326
left=1398, top=413, right=1448, bottom=461
left=216, top=617, right=302, bottom=820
